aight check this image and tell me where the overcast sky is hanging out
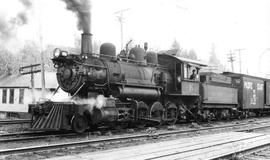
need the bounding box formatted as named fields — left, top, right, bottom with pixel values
left=1, top=0, right=270, bottom=76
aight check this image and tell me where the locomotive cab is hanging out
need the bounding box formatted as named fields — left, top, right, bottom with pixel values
left=158, top=53, right=207, bottom=96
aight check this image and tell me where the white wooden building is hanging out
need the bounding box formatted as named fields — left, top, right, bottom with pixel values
left=0, top=72, right=59, bottom=113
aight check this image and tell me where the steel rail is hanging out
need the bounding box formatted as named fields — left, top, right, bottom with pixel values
left=0, top=119, right=268, bottom=143
left=1, top=120, right=270, bottom=155
left=207, top=125, right=270, bottom=159
left=0, top=119, right=31, bottom=125
left=0, top=131, right=46, bottom=137
left=0, top=133, right=79, bottom=143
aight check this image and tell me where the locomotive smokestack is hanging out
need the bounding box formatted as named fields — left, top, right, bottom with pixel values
left=81, top=33, right=92, bottom=55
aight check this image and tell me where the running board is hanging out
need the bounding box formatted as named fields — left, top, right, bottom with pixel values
left=137, top=117, right=176, bottom=123
left=137, top=117, right=162, bottom=123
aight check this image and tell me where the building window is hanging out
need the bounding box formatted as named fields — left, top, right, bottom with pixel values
left=2, top=89, right=7, bottom=104
left=19, top=89, right=24, bottom=104
left=9, top=89, right=14, bottom=104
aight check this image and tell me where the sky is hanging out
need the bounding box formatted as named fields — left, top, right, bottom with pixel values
left=1, top=0, right=270, bottom=77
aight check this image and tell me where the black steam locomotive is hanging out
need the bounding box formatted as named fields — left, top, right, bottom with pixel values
left=29, top=33, right=270, bottom=133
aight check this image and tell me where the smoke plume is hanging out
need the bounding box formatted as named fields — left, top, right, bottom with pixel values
left=0, top=0, right=32, bottom=42
left=61, top=0, right=91, bottom=33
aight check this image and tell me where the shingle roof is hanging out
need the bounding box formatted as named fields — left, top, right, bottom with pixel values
left=0, top=72, right=58, bottom=89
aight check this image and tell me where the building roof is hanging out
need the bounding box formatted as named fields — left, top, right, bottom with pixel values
left=0, top=72, right=58, bottom=89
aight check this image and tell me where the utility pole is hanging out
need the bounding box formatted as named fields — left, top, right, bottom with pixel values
left=227, top=50, right=236, bottom=72
left=234, top=48, right=245, bottom=73
left=38, top=0, right=45, bottom=100
left=40, top=34, right=45, bottom=100
left=19, top=64, right=41, bottom=103
left=115, top=8, right=130, bottom=50
left=258, top=48, right=270, bottom=76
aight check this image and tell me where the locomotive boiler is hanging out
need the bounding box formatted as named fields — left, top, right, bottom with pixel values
left=55, top=34, right=166, bottom=100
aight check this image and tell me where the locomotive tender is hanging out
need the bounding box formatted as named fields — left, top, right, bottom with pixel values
left=29, top=33, right=270, bottom=133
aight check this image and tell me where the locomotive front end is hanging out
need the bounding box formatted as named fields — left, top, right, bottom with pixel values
left=52, top=33, right=108, bottom=96
left=29, top=33, right=132, bottom=133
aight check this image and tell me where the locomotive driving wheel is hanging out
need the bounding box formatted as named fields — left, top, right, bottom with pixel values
left=71, top=115, right=88, bottom=133
left=136, top=101, right=149, bottom=128
left=150, top=101, right=164, bottom=120
left=166, top=102, right=178, bottom=125
left=137, top=101, right=149, bottom=118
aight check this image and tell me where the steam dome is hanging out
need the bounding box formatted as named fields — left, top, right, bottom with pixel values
left=129, top=47, right=145, bottom=62
left=100, top=43, right=116, bottom=57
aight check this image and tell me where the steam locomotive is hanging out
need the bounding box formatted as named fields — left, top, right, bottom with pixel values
left=29, top=33, right=270, bottom=133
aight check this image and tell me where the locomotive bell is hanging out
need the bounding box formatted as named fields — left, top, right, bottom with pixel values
left=100, top=43, right=116, bottom=58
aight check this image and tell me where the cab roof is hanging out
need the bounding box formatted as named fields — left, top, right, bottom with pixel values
left=158, top=53, right=208, bottom=67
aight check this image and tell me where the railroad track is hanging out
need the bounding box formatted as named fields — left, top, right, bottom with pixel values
left=1, top=119, right=270, bottom=156
left=74, top=131, right=270, bottom=160
left=0, top=132, right=79, bottom=143
left=0, top=117, right=268, bottom=139
left=0, top=119, right=31, bottom=125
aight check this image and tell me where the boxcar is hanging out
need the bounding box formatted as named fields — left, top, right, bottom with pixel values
left=223, top=72, right=264, bottom=110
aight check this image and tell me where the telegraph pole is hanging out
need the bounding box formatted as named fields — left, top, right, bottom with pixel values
left=115, top=8, right=130, bottom=50
left=227, top=50, right=236, bottom=72
left=38, top=0, right=45, bottom=100
left=40, top=34, right=45, bottom=100
left=234, top=48, right=245, bottom=73
left=19, top=64, right=41, bottom=103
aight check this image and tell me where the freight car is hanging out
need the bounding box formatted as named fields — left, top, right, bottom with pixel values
left=29, top=33, right=270, bottom=133
left=223, top=72, right=270, bottom=117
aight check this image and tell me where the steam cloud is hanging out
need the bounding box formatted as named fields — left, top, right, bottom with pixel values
left=30, top=89, right=106, bottom=112
left=48, top=89, right=106, bottom=112
left=74, top=95, right=106, bottom=110
left=61, top=0, right=91, bottom=33
left=0, top=0, right=32, bottom=42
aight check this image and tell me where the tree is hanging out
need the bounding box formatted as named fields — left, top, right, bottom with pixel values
left=170, top=39, right=182, bottom=57
left=208, top=43, right=225, bottom=72
left=178, top=49, right=198, bottom=60
left=0, top=48, right=17, bottom=75
left=18, top=41, right=40, bottom=67
left=169, top=40, right=198, bottom=60
left=209, top=43, right=220, bottom=65
left=0, top=41, right=57, bottom=75
left=187, top=49, right=198, bottom=60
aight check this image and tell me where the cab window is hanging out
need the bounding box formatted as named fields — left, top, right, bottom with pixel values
left=183, top=64, right=199, bottom=81
left=183, top=64, right=188, bottom=79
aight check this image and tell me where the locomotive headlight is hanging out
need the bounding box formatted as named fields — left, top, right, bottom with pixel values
left=81, top=53, right=88, bottom=59
left=61, top=51, right=68, bottom=57
left=53, top=48, right=61, bottom=58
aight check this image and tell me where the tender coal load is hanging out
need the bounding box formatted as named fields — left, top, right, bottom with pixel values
left=100, top=43, right=116, bottom=58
